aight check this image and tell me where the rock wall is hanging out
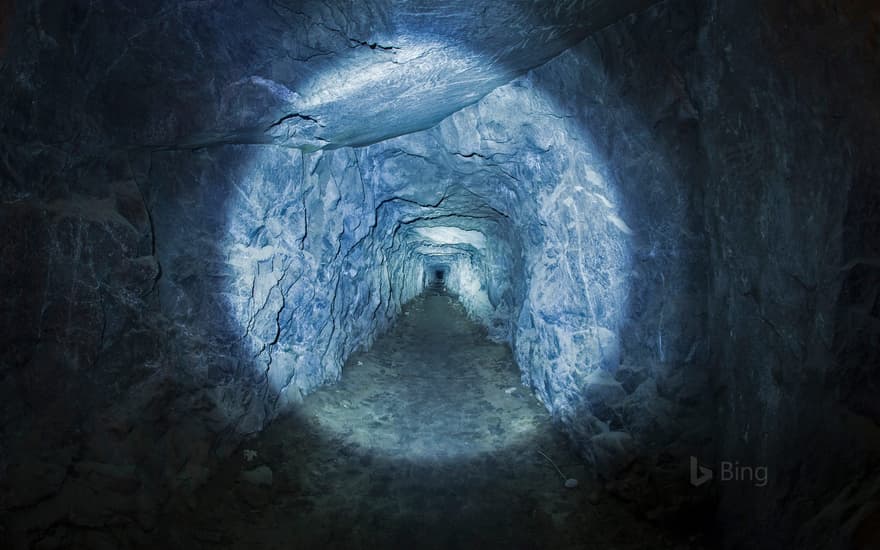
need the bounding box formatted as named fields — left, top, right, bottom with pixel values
left=2, top=0, right=642, bottom=542
left=350, top=29, right=715, bottom=521
left=1, top=0, right=877, bottom=548
left=0, top=140, right=431, bottom=545
left=144, top=143, right=433, bottom=411
left=568, top=0, right=880, bottom=546
left=359, top=2, right=880, bottom=545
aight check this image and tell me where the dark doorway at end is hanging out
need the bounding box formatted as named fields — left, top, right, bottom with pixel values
left=426, top=264, right=448, bottom=294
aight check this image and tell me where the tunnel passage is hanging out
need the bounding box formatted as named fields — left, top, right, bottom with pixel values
left=1, top=1, right=877, bottom=549
left=0, top=3, right=699, bottom=546
left=157, top=290, right=679, bottom=549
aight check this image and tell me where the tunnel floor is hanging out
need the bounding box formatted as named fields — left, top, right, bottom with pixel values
left=160, top=292, right=685, bottom=549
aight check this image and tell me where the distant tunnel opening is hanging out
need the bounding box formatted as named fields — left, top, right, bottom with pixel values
left=425, top=263, right=450, bottom=293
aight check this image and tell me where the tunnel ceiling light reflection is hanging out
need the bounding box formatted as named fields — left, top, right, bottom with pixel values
left=414, top=226, right=488, bottom=250
left=302, top=39, right=481, bottom=108
left=414, top=245, right=475, bottom=256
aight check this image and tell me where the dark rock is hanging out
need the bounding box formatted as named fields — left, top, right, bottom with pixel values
left=0, top=0, right=877, bottom=548
left=240, top=465, right=274, bottom=487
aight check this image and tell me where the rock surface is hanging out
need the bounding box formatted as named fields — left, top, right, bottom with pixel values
left=156, top=292, right=689, bottom=549
left=240, top=465, right=274, bottom=487
left=1, top=0, right=878, bottom=549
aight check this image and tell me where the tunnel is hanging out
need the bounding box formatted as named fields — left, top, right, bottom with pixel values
left=0, top=1, right=878, bottom=549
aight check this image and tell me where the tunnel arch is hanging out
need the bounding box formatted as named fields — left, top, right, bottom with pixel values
left=200, top=38, right=696, bottom=476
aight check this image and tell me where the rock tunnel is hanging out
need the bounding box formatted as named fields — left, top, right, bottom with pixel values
left=1, top=1, right=878, bottom=548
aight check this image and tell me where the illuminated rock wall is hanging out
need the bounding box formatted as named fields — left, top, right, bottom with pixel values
left=1, top=0, right=877, bottom=548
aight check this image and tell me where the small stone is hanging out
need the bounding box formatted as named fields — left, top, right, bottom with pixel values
left=564, top=478, right=579, bottom=489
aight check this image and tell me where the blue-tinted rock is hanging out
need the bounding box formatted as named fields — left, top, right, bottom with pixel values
left=1, top=0, right=877, bottom=547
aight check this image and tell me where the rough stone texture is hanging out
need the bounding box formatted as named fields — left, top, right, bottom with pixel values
left=341, top=31, right=716, bottom=499
left=0, top=0, right=659, bottom=151
left=573, top=1, right=880, bottom=547
left=0, top=1, right=662, bottom=544
left=1, top=0, right=878, bottom=548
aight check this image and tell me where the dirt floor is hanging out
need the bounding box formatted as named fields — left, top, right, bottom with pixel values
left=159, top=291, right=697, bottom=549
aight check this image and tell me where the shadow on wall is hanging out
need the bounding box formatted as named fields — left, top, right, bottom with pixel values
left=0, top=0, right=12, bottom=57
left=566, top=1, right=880, bottom=548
